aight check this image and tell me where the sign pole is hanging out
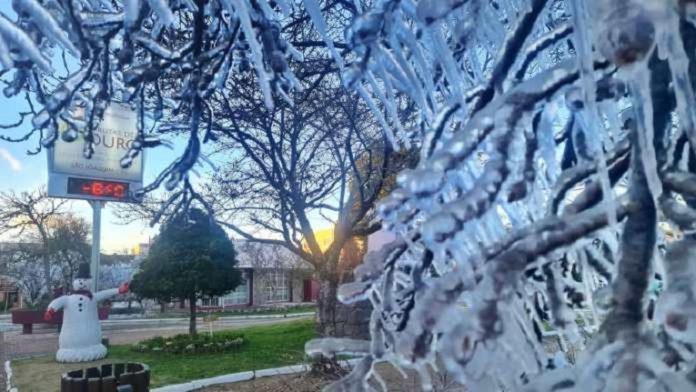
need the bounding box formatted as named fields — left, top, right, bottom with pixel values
left=90, top=200, right=103, bottom=292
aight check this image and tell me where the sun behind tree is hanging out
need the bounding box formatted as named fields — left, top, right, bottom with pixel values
left=130, top=208, right=241, bottom=336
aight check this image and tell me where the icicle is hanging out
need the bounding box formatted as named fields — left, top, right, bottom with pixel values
left=425, top=24, right=463, bottom=103
left=13, top=0, right=79, bottom=56
left=398, top=26, right=436, bottom=111
left=302, top=0, right=343, bottom=70
left=0, top=14, right=50, bottom=72
left=356, top=83, right=398, bottom=148
left=123, top=0, right=140, bottom=29
left=46, top=67, right=89, bottom=113
left=147, top=0, right=175, bottom=27
left=628, top=63, right=663, bottom=200
left=256, top=0, right=282, bottom=21
left=0, top=36, right=13, bottom=69
left=224, top=0, right=274, bottom=110
left=657, top=7, right=696, bottom=165
left=570, top=0, right=617, bottom=226
left=366, top=68, right=407, bottom=142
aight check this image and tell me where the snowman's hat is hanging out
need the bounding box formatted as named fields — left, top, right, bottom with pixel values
left=76, top=263, right=91, bottom=279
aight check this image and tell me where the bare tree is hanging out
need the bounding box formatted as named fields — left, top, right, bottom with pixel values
left=0, top=188, right=68, bottom=294
left=0, top=0, right=340, bottom=207
left=116, top=86, right=414, bottom=335
left=102, top=0, right=414, bottom=336
left=100, top=254, right=140, bottom=310
left=0, top=243, right=47, bottom=307
left=207, top=68, right=415, bottom=336
left=235, top=241, right=311, bottom=302
left=0, top=212, right=89, bottom=306
left=0, top=0, right=391, bottom=337
left=47, top=215, right=90, bottom=289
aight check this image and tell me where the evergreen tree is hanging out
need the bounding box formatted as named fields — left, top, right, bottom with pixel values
left=131, top=208, right=240, bottom=335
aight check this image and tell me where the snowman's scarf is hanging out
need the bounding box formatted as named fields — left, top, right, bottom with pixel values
left=71, top=289, right=93, bottom=299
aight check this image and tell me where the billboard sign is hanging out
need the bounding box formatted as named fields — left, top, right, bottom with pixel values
left=47, top=103, right=144, bottom=202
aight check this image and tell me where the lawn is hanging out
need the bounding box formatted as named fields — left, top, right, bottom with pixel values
left=204, top=304, right=317, bottom=317
left=140, top=304, right=317, bottom=319
left=11, top=319, right=317, bottom=391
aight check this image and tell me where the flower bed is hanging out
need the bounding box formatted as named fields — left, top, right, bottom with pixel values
left=131, top=332, right=245, bottom=355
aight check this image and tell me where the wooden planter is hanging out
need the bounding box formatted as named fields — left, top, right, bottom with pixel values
left=11, top=308, right=110, bottom=334
left=61, top=363, right=150, bottom=392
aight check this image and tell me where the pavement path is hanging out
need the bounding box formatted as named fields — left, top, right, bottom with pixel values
left=0, top=312, right=315, bottom=333
left=0, top=332, right=5, bottom=387
left=1, top=314, right=313, bottom=361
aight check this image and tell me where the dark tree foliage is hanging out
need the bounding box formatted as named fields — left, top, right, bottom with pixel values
left=131, top=208, right=241, bottom=335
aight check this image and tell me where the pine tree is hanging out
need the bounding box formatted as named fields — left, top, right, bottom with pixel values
left=131, top=208, right=240, bottom=335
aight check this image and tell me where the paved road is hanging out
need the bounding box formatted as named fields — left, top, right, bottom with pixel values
left=0, top=312, right=315, bottom=333
left=1, top=314, right=313, bottom=362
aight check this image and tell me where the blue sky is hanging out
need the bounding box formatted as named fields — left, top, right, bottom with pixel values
left=0, top=3, right=336, bottom=253
left=0, top=3, right=183, bottom=253
left=0, top=103, right=179, bottom=253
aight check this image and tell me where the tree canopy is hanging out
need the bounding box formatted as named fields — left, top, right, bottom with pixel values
left=131, top=207, right=240, bottom=334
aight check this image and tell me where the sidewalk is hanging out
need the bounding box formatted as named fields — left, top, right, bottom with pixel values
left=104, top=311, right=315, bottom=324
left=0, top=332, right=6, bottom=386
left=0, top=312, right=315, bottom=333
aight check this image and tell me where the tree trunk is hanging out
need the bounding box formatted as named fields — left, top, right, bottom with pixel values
left=316, top=271, right=370, bottom=339
left=189, top=295, right=197, bottom=336
left=41, top=250, right=52, bottom=298
left=36, top=225, right=53, bottom=298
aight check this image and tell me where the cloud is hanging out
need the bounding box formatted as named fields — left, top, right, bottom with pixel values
left=0, top=148, right=22, bottom=172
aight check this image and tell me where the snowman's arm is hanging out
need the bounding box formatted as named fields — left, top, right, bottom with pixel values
left=47, top=296, right=67, bottom=311
left=95, top=288, right=120, bottom=302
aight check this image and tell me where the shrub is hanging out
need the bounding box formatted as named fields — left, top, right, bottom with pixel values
left=131, top=332, right=245, bottom=355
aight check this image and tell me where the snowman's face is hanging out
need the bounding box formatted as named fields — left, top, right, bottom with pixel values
left=73, top=278, right=91, bottom=291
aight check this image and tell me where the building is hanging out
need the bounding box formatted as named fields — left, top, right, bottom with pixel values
left=200, top=241, right=318, bottom=309
left=0, top=277, right=20, bottom=310
left=129, top=242, right=151, bottom=257
left=0, top=242, right=37, bottom=309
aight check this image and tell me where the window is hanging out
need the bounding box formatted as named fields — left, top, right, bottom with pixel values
left=222, top=278, right=249, bottom=306
left=201, top=275, right=250, bottom=307
left=264, top=270, right=289, bottom=302
left=201, top=297, right=220, bottom=307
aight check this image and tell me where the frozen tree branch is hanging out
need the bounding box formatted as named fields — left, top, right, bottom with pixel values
left=6, top=0, right=696, bottom=389
left=302, top=0, right=696, bottom=390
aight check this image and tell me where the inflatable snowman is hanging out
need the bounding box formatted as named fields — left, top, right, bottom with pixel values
left=44, top=263, right=129, bottom=362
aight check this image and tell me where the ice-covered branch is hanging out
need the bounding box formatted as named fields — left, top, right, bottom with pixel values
left=0, top=0, right=306, bottom=201
left=304, top=0, right=696, bottom=390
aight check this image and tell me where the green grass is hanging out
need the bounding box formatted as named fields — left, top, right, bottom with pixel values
left=147, top=304, right=317, bottom=319
left=12, top=319, right=317, bottom=391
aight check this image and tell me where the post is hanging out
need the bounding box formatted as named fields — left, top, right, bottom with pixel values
left=90, top=201, right=103, bottom=292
